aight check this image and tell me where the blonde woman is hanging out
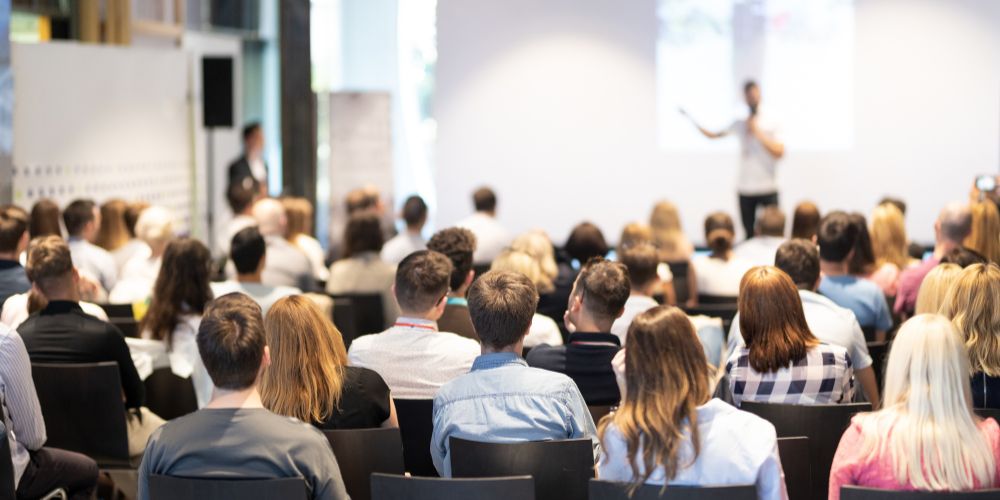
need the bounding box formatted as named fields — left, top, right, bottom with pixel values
left=913, top=263, right=962, bottom=315
left=599, top=306, right=786, bottom=499
left=509, top=230, right=557, bottom=293
left=490, top=250, right=563, bottom=348
left=261, top=295, right=398, bottom=429
left=110, top=206, right=175, bottom=304
left=941, top=263, right=1000, bottom=409
left=868, top=203, right=911, bottom=297
left=965, top=201, right=1000, bottom=264
left=829, top=315, right=1000, bottom=498
left=282, top=196, right=330, bottom=282
left=650, top=201, right=697, bottom=305
left=511, top=230, right=572, bottom=331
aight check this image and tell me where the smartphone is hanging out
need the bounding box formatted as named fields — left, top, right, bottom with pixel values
left=976, top=175, right=997, bottom=192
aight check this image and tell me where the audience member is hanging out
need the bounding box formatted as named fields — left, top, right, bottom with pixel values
left=212, top=227, right=300, bottom=316
left=829, top=315, right=1000, bottom=499
left=457, top=187, right=511, bottom=265
left=137, top=293, right=349, bottom=500
left=564, top=221, right=609, bottom=266
left=895, top=202, right=972, bottom=316
left=513, top=230, right=572, bottom=331
left=599, top=306, right=786, bottom=499
left=261, top=295, right=397, bottom=429
left=28, top=199, right=61, bottom=239
left=0, top=205, right=31, bottom=308
left=817, top=211, right=893, bottom=339
left=610, top=243, right=661, bottom=343
left=489, top=250, right=563, bottom=348
left=649, top=201, right=695, bottom=261
left=527, top=258, right=628, bottom=405
left=282, top=197, right=330, bottom=283
left=95, top=199, right=132, bottom=269
left=619, top=221, right=652, bottom=249
left=964, top=200, right=1000, bottom=264
left=347, top=250, right=479, bottom=398
left=0, top=322, right=99, bottom=499
left=115, top=200, right=152, bottom=275
left=941, top=264, right=1000, bottom=409
left=133, top=238, right=215, bottom=407
left=913, top=263, right=962, bottom=315
left=253, top=198, right=315, bottom=292
left=790, top=201, right=820, bottom=240
left=63, top=199, right=118, bottom=292
left=726, top=266, right=854, bottom=406
left=728, top=240, right=879, bottom=406
left=110, top=206, right=175, bottom=304
left=327, top=212, right=400, bottom=327
left=431, top=270, right=597, bottom=476
left=734, top=205, right=786, bottom=266
left=382, top=195, right=428, bottom=265
left=218, top=181, right=258, bottom=256
left=868, top=203, right=911, bottom=297
left=847, top=212, right=877, bottom=277
left=878, top=197, right=927, bottom=260
left=618, top=223, right=676, bottom=305
left=1, top=274, right=109, bottom=331
left=693, top=212, right=752, bottom=297
left=426, top=227, right=478, bottom=340
left=345, top=185, right=384, bottom=215
left=18, top=236, right=161, bottom=457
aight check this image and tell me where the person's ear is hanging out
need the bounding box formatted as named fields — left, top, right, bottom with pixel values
left=464, top=270, right=475, bottom=288
left=262, top=345, right=272, bottom=369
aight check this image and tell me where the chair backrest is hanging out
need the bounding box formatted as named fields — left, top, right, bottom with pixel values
left=740, top=401, right=871, bottom=500
left=861, top=325, right=877, bottom=342
left=841, top=486, right=1000, bottom=499
left=777, top=436, right=810, bottom=500
left=148, top=475, right=308, bottom=500
left=666, top=261, right=690, bottom=305
left=0, top=421, right=15, bottom=500
left=370, top=473, right=534, bottom=500
left=682, top=303, right=738, bottom=333
left=143, top=367, right=199, bottom=421
left=109, top=318, right=139, bottom=338
left=331, top=297, right=358, bottom=347
left=696, top=294, right=738, bottom=305
left=328, top=293, right=384, bottom=347
left=98, top=303, right=135, bottom=320
left=450, top=437, right=594, bottom=500
left=323, top=428, right=405, bottom=500
left=974, top=408, right=1000, bottom=422
left=588, top=405, right=614, bottom=424
left=31, top=362, right=130, bottom=466
left=588, top=479, right=757, bottom=500
left=393, top=399, right=437, bottom=476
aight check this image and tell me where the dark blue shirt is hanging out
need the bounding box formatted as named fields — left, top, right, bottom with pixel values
left=526, top=332, right=621, bottom=405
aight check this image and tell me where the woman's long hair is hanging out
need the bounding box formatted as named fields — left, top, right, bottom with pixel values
left=914, top=263, right=962, bottom=315
left=848, top=212, right=876, bottom=275
left=738, top=266, right=818, bottom=372
left=941, top=263, right=1000, bottom=376
left=598, top=306, right=711, bottom=490
left=511, top=230, right=559, bottom=282
left=855, top=314, right=996, bottom=491
left=492, top=249, right=554, bottom=294
left=95, top=199, right=130, bottom=251
left=650, top=201, right=688, bottom=260
left=29, top=199, right=61, bottom=238
left=703, top=212, right=735, bottom=260
left=870, top=203, right=910, bottom=270
left=282, top=197, right=315, bottom=240
left=140, top=238, right=213, bottom=347
left=964, top=201, right=1000, bottom=264
left=260, top=295, right=348, bottom=424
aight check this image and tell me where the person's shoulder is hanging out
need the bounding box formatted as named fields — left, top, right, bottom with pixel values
left=525, top=344, right=565, bottom=365
left=524, top=365, right=578, bottom=391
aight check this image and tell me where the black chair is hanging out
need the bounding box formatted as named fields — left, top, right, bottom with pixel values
left=31, top=362, right=131, bottom=468
left=331, top=297, right=358, bottom=346
left=741, top=402, right=871, bottom=500
left=144, top=367, right=198, bottom=420
left=866, top=341, right=891, bottom=390
left=393, top=399, right=438, bottom=477
left=323, top=428, right=405, bottom=500
left=974, top=408, right=1000, bottom=422
left=108, top=318, right=139, bottom=338
left=682, top=303, right=739, bottom=333
left=147, top=475, right=307, bottom=500
left=777, top=436, right=810, bottom=500
left=98, top=303, right=134, bottom=320
left=370, top=473, right=534, bottom=500
left=588, top=479, right=756, bottom=500
left=588, top=405, right=614, bottom=424
left=1, top=421, right=15, bottom=500
left=841, top=486, right=1000, bottom=499
left=696, top=294, right=738, bottom=305
left=328, top=293, right=385, bottom=348
left=450, top=437, right=594, bottom=500
left=666, top=260, right=690, bottom=305
left=861, top=326, right=878, bottom=342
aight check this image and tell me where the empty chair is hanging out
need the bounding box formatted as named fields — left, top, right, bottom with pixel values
left=328, top=293, right=384, bottom=347
left=31, top=362, right=131, bottom=467
left=393, top=399, right=437, bottom=476
left=147, top=475, right=307, bottom=500
left=840, top=486, right=1000, bottom=499
left=741, top=401, right=870, bottom=500
left=588, top=479, right=756, bottom=500
left=370, top=473, right=533, bottom=500
left=143, top=367, right=198, bottom=421
left=323, top=428, right=405, bottom=500
left=777, top=437, right=810, bottom=500
left=449, top=437, right=594, bottom=500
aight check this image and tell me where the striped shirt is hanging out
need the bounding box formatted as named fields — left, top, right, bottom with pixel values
left=726, top=343, right=854, bottom=406
left=0, top=323, right=46, bottom=486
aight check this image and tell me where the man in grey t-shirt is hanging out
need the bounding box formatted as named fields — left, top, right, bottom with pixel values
left=138, top=293, right=348, bottom=500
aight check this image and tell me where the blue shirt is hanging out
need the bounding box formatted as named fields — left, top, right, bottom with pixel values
left=430, top=352, right=599, bottom=477
left=818, top=275, right=892, bottom=332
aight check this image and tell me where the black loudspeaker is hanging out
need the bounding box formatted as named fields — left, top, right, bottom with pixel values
left=202, top=57, right=234, bottom=128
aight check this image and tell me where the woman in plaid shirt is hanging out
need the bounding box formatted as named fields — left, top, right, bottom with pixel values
left=726, top=266, right=854, bottom=406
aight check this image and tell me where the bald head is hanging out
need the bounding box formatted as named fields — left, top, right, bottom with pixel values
left=937, top=202, right=972, bottom=244
left=252, top=198, right=287, bottom=237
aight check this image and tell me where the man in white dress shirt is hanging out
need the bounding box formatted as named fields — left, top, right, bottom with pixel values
left=63, top=199, right=118, bottom=293
left=610, top=244, right=661, bottom=343
left=348, top=250, right=480, bottom=399
left=381, top=195, right=428, bottom=265
left=733, top=205, right=786, bottom=267
left=456, top=187, right=511, bottom=265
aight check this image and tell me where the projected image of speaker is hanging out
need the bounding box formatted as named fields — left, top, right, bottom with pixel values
left=202, top=57, right=234, bottom=128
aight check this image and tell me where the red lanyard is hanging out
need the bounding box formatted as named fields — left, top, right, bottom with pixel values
left=394, top=322, right=436, bottom=331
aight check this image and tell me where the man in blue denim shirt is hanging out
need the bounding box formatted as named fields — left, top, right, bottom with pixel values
left=431, top=270, right=599, bottom=476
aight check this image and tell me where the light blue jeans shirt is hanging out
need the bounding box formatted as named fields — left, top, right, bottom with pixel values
left=431, top=352, right=600, bottom=476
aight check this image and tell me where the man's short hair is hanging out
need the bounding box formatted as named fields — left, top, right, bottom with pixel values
left=0, top=205, right=29, bottom=253
left=473, top=187, right=497, bottom=213
left=817, top=211, right=858, bottom=263
left=468, top=270, right=539, bottom=349
left=62, top=199, right=96, bottom=236
left=619, top=243, right=659, bottom=288
left=775, top=239, right=820, bottom=289
left=938, top=202, right=973, bottom=244
left=427, top=227, right=477, bottom=291
left=227, top=182, right=256, bottom=214
left=25, top=236, right=74, bottom=295
left=197, top=293, right=266, bottom=391
left=941, top=246, right=988, bottom=268
left=756, top=205, right=785, bottom=237
left=574, top=257, right=630, bottom=322
left=395, top=250, right=453, bottom=312
left=231, top=226, right=266, bottom=275
left=402, top=195, right=428, bottom=227
left=242, top=122, right=261, bottom=142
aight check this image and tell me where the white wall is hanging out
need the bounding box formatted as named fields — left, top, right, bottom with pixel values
left=435, top=0, right=1000, bottom=244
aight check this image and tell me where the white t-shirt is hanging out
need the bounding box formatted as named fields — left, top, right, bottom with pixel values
left=692, top=255, right=754, bottom=297
left=0, top=293, right=108, bottom=330
left=610, top=294, right=660, bottom=343
left=733, top=236, right=786, bottom=268
left=456, top=212, right=512, bottom=265
left=524, top=313, right=564, bottom=348
left=728, top=113, right=782, bottom=195
left=210, top=281, right=301, bottom=317
left=381, top=232, right=427, bottom=265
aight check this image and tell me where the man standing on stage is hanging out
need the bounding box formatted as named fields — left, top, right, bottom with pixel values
left=685, top=80, right=785, bottom=239
left=228, top=122, right=269, bottom=197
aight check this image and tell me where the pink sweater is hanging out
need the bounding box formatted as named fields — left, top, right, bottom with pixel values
left=829, top=416, right=1000, bottom=500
